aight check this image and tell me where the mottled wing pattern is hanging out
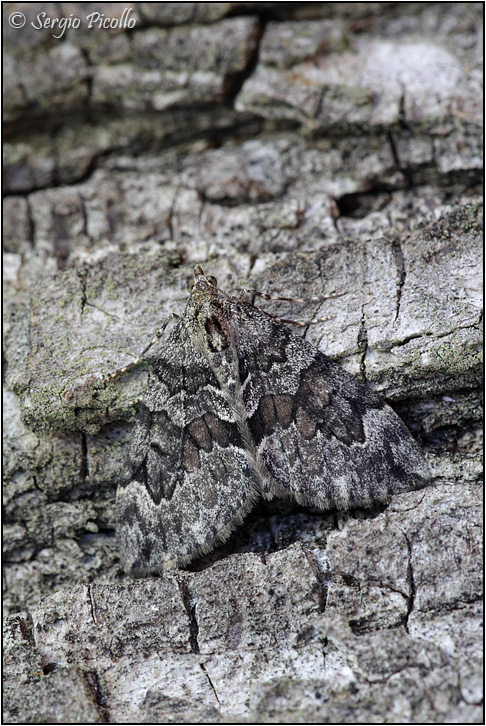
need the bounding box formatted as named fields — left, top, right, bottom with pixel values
left=117, top=267, right=430, bottom=574
left=117, top=320, right=260, bottom=574
left=225, top=301, right=429, bottom=510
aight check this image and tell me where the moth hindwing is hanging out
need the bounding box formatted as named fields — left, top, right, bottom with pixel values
left=117, top=265, right=429, bottom=574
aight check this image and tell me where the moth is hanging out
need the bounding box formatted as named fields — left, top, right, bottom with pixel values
left=117, top=265, right=429, bottom=574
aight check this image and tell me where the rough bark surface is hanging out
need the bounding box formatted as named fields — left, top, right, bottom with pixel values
left=3, top=2, right=483, bottom=723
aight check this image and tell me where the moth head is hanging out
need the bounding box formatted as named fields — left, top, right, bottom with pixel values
left=187, top=265, right=218, bottom=295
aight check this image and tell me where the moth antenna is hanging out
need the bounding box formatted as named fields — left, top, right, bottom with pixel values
left=244, top=288, right=341, bottom=327
left=245, top=289, right=346, bottom=304
left=102, top=318, right=172, bottom=385
left=272, top=315, right=335, bottom=327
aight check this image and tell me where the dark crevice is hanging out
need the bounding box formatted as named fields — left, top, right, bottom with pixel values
left=391, top=237, right=407, bottom=322
left=200, top=662, right=221, bottom=707
left=402, top=534, right=415, bottom=633
left=398, top=88, right=413, bottom=134
left=78, top=265, right=88, bottom=316
left=195, top=184, right=283, bottom=209
left=247, top=254, right=260, bottom=278
left=166, top=187, right=178, bottom=242
left=178, top=578, right=199, bottom=654
left=349, top=618, right=372, bottom=636
left=3, top=109, right=91, bottom=141
left=25, top=197, right=36, bottom=247
left=382, top=318, right=483, bottom=350
left=88, top=585, right=99, bottom=626
left=335, top=187, right=394, bottom=218
left=83, top=668, right=110, bottom=722
left=77, top=47, right=96, bottom=124
left=224, top=19, right=266, bottom=105
left=387, top=129, right=401, bottom=167
left=227, top=3, right=322, bottom=21
left=78, top=193, right=94, bottom=246
left=357, top=306, right=368, bottom=381
left=80, top=431, right=89, bottom=486
left=4, top=109, right=272, bottom=197
left=304, top=549, right=331, bottom=613
left=388, top=124, right=414, bottom=188
left=321, top=636, right=328, bottom=671
left=4, top=146, right=104, bottom=198
left=313, top=84, right=327, bottom=123
left=41, top=656, right=57, bottom=675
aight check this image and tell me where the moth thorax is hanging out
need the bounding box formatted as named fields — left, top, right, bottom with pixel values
left=203, top=314, right=230, bottom=352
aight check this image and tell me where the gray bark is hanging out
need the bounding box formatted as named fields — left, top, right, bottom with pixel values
left=3, top=2, right=483, bottom=723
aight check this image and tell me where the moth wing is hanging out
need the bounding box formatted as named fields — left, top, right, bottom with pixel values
left=117, top=322, right=260, bottom=574
left=230, top=302, right=429, bottom=510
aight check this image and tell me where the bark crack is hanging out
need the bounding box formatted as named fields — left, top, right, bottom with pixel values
left=166, top=187, right=177, bottom=241
left=25, top=196, right=36, bottom=247
left=391, top=237, right=407, bottom=322
left=80, top=432, right=89, bottom=489
left=88, top=584, right=99, bottom=626
left=358, top=305, right=369, bottom=381
left=78, top=265, right=88, bottom=317
left=304, top=549, right=331, bottom=613
left=200, top=662, right=221, bottom=707
left=83, top=668, right=110, bottom=722
left=224, top=18, right=265, bottom=104
left=78, top=192, right=94, bottom=245
left=178, top=578, right=199, bottom=654
left=388, top=89, right=414, bottom=188
left=385, top=317, right=483, bottom=349
left=402, top=534, right=415, bottom=633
